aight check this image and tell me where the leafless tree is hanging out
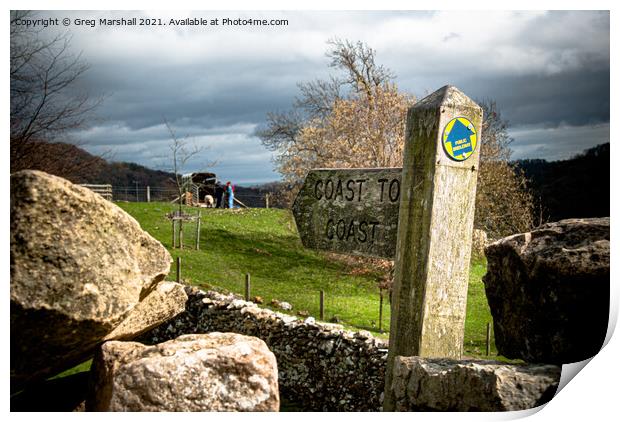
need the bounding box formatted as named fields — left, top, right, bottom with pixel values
left=256, top=38, right=395, bottom=154
left=475, top=100, right=535, bottom=237
left=10, top=10, right=102, bottom=172
left=325, top=38, right=394, bottom=100
left=163, top=119, right=217, bottom=214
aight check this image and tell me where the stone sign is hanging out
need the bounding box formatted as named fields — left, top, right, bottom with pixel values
left=292, top=168, right=402, bottom=259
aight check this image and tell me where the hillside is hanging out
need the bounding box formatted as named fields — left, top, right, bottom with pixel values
left=517, top=143, right=609, bottom=222
left=12, top=140, right=178, bottom=188
left=14, top=141, right=273, bottom=204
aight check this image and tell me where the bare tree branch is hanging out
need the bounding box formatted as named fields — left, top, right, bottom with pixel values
left=10, top=10, right=103, bottom=174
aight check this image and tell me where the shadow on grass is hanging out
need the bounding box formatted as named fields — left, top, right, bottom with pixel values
left=11, top=371, right=89, bottom=411
left=198, top=228, right=383, bottom=291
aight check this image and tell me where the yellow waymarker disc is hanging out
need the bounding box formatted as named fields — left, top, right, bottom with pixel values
left=442, top=117, right=477, bottom=161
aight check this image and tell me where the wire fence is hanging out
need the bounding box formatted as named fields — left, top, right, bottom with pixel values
left=172, top=261, right=393, bottom=336
left=109, top=186, right=272, bottom=208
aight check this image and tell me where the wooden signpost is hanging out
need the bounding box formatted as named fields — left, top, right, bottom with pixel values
left=382, top=86, right=482, bottom=410
left=291, top=85, right=483, bottom=412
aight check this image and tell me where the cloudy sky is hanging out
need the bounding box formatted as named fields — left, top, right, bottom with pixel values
left=39, top=10, right=609, bottom=184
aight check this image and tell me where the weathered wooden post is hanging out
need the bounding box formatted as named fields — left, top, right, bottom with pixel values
left=486, top=322, right=492, bottom=356
left=146, top=185, right=151, bottom=203
left=179, top=219, right=184, bottom=250
left=379, top=290, right=384, bottom=332
left=195, top=211, right=201, bottom=250
left=265, top=193, right=270, bottom=209
left=172, top=219, right=177, bottom=248
left=176, top=256, right=181, bottom=283
left=383, top=86, right=483, bottom=411
left=319, top=290, right=325, bottom=320
left=245, top=273, right=251, bottom=301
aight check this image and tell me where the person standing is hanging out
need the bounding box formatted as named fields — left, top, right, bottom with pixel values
left=226, top=181, right=234, bottom=209
left=215, top=182, right=224, bottom=208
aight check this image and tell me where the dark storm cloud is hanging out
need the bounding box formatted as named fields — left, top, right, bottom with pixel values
left=459, top=68, right=610, bottom=127
left=39, top=10, right=609, bottom=183
left=76, top=59, right=311, bottom=132
left=510, top=123, right=610, bottom=160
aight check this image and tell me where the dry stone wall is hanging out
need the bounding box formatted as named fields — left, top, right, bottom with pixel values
left=140, top=286, right=389, bottom=411
left=141, top=286, right=561, bottom=412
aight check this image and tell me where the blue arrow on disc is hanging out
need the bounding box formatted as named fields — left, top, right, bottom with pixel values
left=446, top=119, right=474, bottom=157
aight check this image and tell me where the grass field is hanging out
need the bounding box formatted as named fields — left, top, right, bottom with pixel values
left=114, top=202, right=497, bottom=358
left=51, top=202, right=498, bottom=380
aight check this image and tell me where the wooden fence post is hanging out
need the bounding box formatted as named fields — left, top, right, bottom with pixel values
left=146, top=185, right=151, bottom=203
left=195, top=211, right=201, bottom=250
left=486, top=322, right=492, bottom=356
left=265, top=193, right=270, bottom=209
left=176, top=256, right=181, bottom=283
left=379, top=291, right=384, bottom=332
left=179, top=219, right=183, bottom=250
left=383, top=86, right=483, bottom=411
left=319, top=290, right=325, bottom=320
left=172, top=219, right=177, bottom=248
left=245, top=274, right=251, bottom=301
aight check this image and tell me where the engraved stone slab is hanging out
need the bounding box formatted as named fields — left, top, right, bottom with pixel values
left=292, top=168, right=402, bottom=259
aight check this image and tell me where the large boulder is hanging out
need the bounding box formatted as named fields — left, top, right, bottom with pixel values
left=391, top=356, right=560, bottom=411
left=483, top=218, right=609, bottom=363
left=10, top=170, right=174, bottom=390
left=87, top=333, right=280, bottom=411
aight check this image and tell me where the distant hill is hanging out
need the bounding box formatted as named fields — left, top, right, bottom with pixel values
left=91, top=161, right=176, bottom=188
left=14, top=141, right=178, bottom=189
left=14, top=141, right=273, bottom=205
left=516, top=143, right=609, bottom=222
left=15, top=141, right=609, bottom=217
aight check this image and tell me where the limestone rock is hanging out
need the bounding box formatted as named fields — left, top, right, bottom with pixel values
left=10, top=170, right=172, bottom=390
left=471, top=228, right=488, bottom=258
left=391, top=356, right=560, bottom=411
left=104, top=281, right=187, bottom=341
left=87, top=333, right=279, bottom=411
left=279, top=301, right=292, bottom=311
left=483, top=218, right=609, bottom=363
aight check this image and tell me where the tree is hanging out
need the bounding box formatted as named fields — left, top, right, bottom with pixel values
left=10, top=10, right=101, bottom=173
left=278, top=85, right=411, bottom=180
left=162, top=119, right=217, bottom=250
left=164, top=120, right=202, bottom=214
left=258, top=39, right=535, bottom=237
left=257, top=39, right=414, bottom=204
left=475, top=101, right=535, bottom=237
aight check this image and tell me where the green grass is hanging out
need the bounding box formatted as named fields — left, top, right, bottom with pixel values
left=463, top=259, right=496, bottom=357
left=115, top=202, right=498, bottom=358
left=51, top=359, right=92, bottom=379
